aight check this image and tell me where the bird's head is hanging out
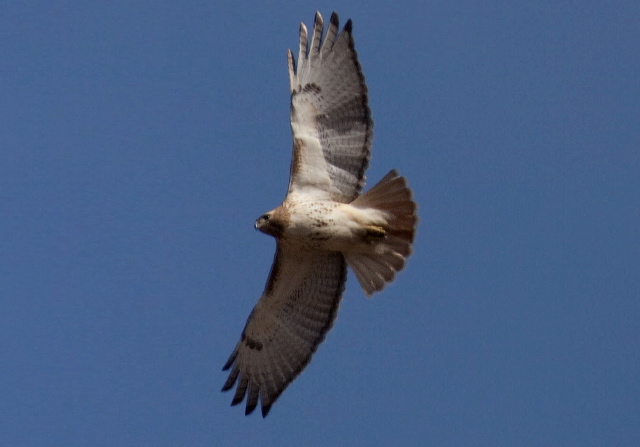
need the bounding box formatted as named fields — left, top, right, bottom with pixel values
left=255, top=209, right=286, bottom=238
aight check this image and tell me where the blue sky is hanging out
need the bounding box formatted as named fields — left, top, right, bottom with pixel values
left=2, top=1, right=639, bottom=445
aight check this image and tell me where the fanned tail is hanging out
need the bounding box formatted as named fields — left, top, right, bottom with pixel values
left=346, top=170, right=417, bottom=296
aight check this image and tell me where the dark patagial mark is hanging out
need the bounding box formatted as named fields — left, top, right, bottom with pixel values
left=263, top=247, right=283, bottom=295
left=289, top=138, right=305, bottom=182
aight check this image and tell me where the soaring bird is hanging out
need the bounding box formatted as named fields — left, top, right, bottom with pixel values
left=222, top=11, right=418, bottom=417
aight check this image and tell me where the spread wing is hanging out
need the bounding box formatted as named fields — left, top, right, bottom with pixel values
left=287, top=11, right=373, bottom=203
left=221, top=244, right=347, bottom=417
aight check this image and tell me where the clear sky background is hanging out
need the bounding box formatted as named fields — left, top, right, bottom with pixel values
left=2, top=1, right=639, bottom=446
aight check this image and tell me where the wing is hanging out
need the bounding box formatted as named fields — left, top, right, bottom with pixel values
left=287, top=11, right=373, bottom=203
left=222, top=243, right=347, bottom=417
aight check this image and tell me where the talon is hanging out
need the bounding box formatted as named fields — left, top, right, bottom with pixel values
left=364, top=225, right=387, bottom=241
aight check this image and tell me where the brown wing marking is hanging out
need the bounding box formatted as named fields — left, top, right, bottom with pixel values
left=222, top=244, right=347, bottom=417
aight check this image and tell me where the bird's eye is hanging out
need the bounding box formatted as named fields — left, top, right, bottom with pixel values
left=261, top=214, right=270, bottom=221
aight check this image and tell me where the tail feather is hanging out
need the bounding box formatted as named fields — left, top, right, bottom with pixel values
left=347, top=170, right=417, bottom=296
left=347, top=254, right=386, bottom=293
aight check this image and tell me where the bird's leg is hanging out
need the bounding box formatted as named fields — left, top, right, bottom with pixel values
left=363, top=225, right=387, bottom=242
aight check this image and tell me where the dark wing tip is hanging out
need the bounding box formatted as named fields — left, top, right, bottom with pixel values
left=330, top=11, right=339, bottom=27
left=245, top=400, right=258, bottom=416
left=221, top=377, right=235, bottom=393
left=222, top=349, right=237, bottom=371
left=344, top=18, right=353, bottom=34
left=261, top=402, right=273, bottom=418
left=221, top=364, right=239, bottom=392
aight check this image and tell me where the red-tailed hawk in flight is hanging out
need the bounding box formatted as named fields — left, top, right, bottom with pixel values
left=222, top=11, right=417, bottom=417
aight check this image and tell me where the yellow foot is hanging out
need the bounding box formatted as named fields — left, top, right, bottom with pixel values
left=364, top=225, right=387, bottom=242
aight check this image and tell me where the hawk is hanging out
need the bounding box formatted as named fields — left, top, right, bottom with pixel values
left=222, top=11, right=417, bottom=417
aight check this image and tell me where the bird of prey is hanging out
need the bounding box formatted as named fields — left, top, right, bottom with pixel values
left=222, top=11, right=417, bottom=417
